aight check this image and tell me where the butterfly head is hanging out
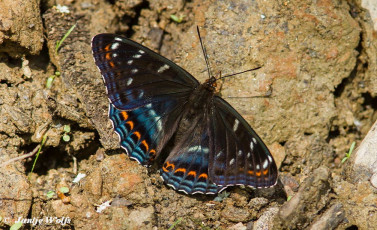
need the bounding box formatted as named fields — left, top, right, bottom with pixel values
left=204, top=76, right=219, bottom=92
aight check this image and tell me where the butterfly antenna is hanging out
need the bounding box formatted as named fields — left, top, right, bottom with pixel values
left=197, top=26, right=213, bottom=79
left=218, top=66, right=262, bottom=80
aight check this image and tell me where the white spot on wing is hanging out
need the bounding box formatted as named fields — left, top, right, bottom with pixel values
left=247, top=152, right=251, bottom=158
left=127, top=60, right=133, bottom=65
left=233, top=119, right=239, bottom=132
left=138, top=90, right=144, bottom=98
left=149, top=110, right=156, bottom=116
left=256, top=164, right=260, bottom=170
left=115, top=37, right=123, bottom=41
left=252, top=137, right=257, bottom=144
left=157, top=64, right=170, bottom=73
left=127, top=78, right=133, bottom=86
left=238, top=150, right=242, bottom=156
left=112, top=53, right=118, bottom=58
left=216, top=151, right=223, bottom=158
left=250, top=141, right=254, bottom=150
left=156, top=120, right=162, bottom=131
left=133, top=54, right=142, bottom=58
left=268, top=155, right=273, bottom=162
left=111, top=42, right=119, bottom=50
left=138, top=50, right=145, bottom=54
left=131, top=69, right=138, bottom=74
left=188, top=145, right=209, bottom=153
left=145, top=103, right=152, bottom=108
left=262, top=159, right=269, bottom=169
left=229, top=158, right=235, bottom=165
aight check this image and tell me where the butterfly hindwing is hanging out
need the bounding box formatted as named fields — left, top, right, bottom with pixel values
left=160, top=112, right=222, bottom=194
left=208, top=97, right=278, bottom=188
left=109, top=99, right=187, bottom=165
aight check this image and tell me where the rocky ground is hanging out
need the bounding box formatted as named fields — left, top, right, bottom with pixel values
left=0, top=0, right=376, bottom=229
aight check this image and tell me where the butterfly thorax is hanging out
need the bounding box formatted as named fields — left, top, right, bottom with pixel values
left=171, top=80, right=215, bottom=145
left=186, top=81, right=215, bottom=118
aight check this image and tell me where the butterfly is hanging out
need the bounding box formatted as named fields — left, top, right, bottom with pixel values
left=91, top=30, right=278, bottom=194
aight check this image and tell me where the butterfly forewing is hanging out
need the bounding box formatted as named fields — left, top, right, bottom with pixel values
left=92, top=34, right=199, bottom=110
left=92, top=34, right=199, bottom=162
left=208, top=97, right=278, bottom=188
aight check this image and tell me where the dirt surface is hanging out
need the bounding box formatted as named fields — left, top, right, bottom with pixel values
left=0, top=0, right=376, bottom=229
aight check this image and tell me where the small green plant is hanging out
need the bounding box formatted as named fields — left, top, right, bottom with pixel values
left=46, top=190, right=55, bottom=199
left=46, top=71, right=61, bottom=88
left=55, top=23, right=77, bottom=54
left=213, top=191, right=230, bottom=202
left=62, top=125, right=71, bottom=142
left=10, top=222, right=22, bottom=230
left=29, top=134, right=48, bottom=178
left=341, top=141, right=356, bottom=164
left=59, top=187, right=69, bottom=194
left=170, top=14, right=184, bottom=23
left=287, top=195, right=293, bottom=201
left=168, top=217, right=182, bottom=230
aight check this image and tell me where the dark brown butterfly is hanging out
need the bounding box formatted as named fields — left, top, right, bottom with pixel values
left=91, top=31, right=278, bottom=194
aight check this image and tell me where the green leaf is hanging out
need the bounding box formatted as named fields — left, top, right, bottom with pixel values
left=59, top=187, right=69, bottom=194
left=46, top=190, right=55, bottom=198
left=46, top=75, right=55, bottom=88
left=214, top=191, right=230, bottom=202
left=63, top=125, right=71, bottom=133
left=170, top=14, right=184, bottom=23
left=348, top=141, right=356, bottom=156
left=10, top=222, right=22, bottom=230
left=168, top=218, right=182, bottom=230
left=62, top=134, right=70, bottom=142
left=342, top=141, right=356, bottom=164
left=29, top=133, right=48, bottom=178
left=55, top=23, right=77, bottom=54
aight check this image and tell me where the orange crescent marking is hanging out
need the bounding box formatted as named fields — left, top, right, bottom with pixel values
left=109, top=61, right=115, bottom=68
left=198, top=173, right=208, bottom=179
left=256, top=171, right=261, bottom=177
left=133, top=131, right=141, bottom=140
left=105, top=52, right=111, bottom=60
left=248, top=170, right=254, bottom=175
left=149, top=149, right=156, bottom=155
left=175, top=168, right=186, bottom=174
left=120, top=111, right=128, bottom=120
left=104, top=44, right=111, bottom=52
left=263, top=169, right=269, bottom=175
left=162, top=161, right=175, bottom=172
left=141, top=140, right=149, bottom=151
left=126, top=121, right=134, bottom=130
left=187, top=171, right=197, bottom=177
